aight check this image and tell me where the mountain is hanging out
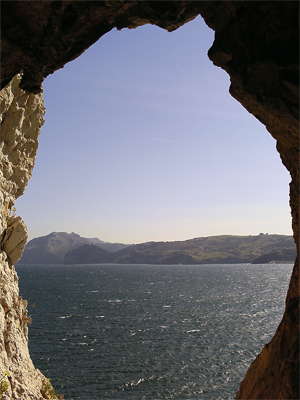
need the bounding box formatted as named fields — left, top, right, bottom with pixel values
left=19, top=232, right=296, bottom=265
left=64, top=234, right=296, bottom=265
left=18, top=232, right=129, bottom=264
left=64, top=244, right=112, bottom=264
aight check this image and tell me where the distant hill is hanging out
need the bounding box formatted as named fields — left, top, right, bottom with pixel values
left=19, top=232, right=296, bottom=265
left=64, top=233, right=296, bottom=265
left=251, top=248, right=296, bottom=264
left=64, top=244, right=113, bottom=264
left=18, top=232, right=129, bottom=264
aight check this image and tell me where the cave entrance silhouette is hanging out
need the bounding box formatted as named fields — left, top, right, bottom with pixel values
left=15, top=18, right=296, bottom=400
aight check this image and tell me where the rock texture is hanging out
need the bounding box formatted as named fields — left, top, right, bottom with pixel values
left=2, top=216, right=27, bottom=267
left=0, top=77, right=60, bottom=399
left=0, top=1, right=299, bottom=399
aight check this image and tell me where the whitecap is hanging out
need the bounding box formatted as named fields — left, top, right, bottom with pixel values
left=186, top=329, right=201, bottom=333
left=120, top=375, right=161, bottom=391
left=123, top=377, right=146, bottom=389
left=107, top=299, right=122, bottom=303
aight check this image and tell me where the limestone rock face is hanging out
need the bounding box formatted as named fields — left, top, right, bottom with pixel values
left=0, top=2, right=299, bottom=399
left=0, top=75, right=44, bottom=200
left=0, top=256, right=48, bottom=400
left=0, top=76, right=56, bottom=399
left=2, top=216, right=27, bottom=266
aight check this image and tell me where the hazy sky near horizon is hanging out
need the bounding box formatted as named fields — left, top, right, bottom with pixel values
left=15, top=17, right=292, bottom=243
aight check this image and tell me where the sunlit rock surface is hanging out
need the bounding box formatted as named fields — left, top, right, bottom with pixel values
left=2, top=216, right=27, bottom=267
left=0, top=76, right=58, bottom=399
left=0, top=2, right=299, bottom=399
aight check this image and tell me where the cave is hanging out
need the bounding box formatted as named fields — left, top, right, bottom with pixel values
left=0, top=2, right=299, bottom=399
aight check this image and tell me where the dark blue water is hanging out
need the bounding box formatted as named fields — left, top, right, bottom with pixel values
left=16, top=263, right=293, bottom=400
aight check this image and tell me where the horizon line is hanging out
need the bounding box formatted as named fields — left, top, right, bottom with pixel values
left=28, top=231, right=294, bottom=245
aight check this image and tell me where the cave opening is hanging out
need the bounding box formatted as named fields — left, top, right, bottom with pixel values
left=16, top=18, right=291, bottom=243
left=10, top=14, right=296, bottom=400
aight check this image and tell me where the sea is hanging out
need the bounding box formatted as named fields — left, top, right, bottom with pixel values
left=16, top=263, right=293, bottom=400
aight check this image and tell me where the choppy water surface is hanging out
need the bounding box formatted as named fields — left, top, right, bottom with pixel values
left=17, top=263, right=293, bottom=400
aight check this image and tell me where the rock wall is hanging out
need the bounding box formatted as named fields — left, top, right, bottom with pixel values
left=0, top=1, right=299, bottom=399
left=0, top=76, right=59, bottom=399
left=204, top=4, right=299, bottom=398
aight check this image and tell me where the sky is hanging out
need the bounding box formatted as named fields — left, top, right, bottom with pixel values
left=15, top=17, right=292, bottom=243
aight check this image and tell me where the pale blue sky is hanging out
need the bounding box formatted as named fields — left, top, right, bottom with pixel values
left=16, top=17, right=292, bottom=243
